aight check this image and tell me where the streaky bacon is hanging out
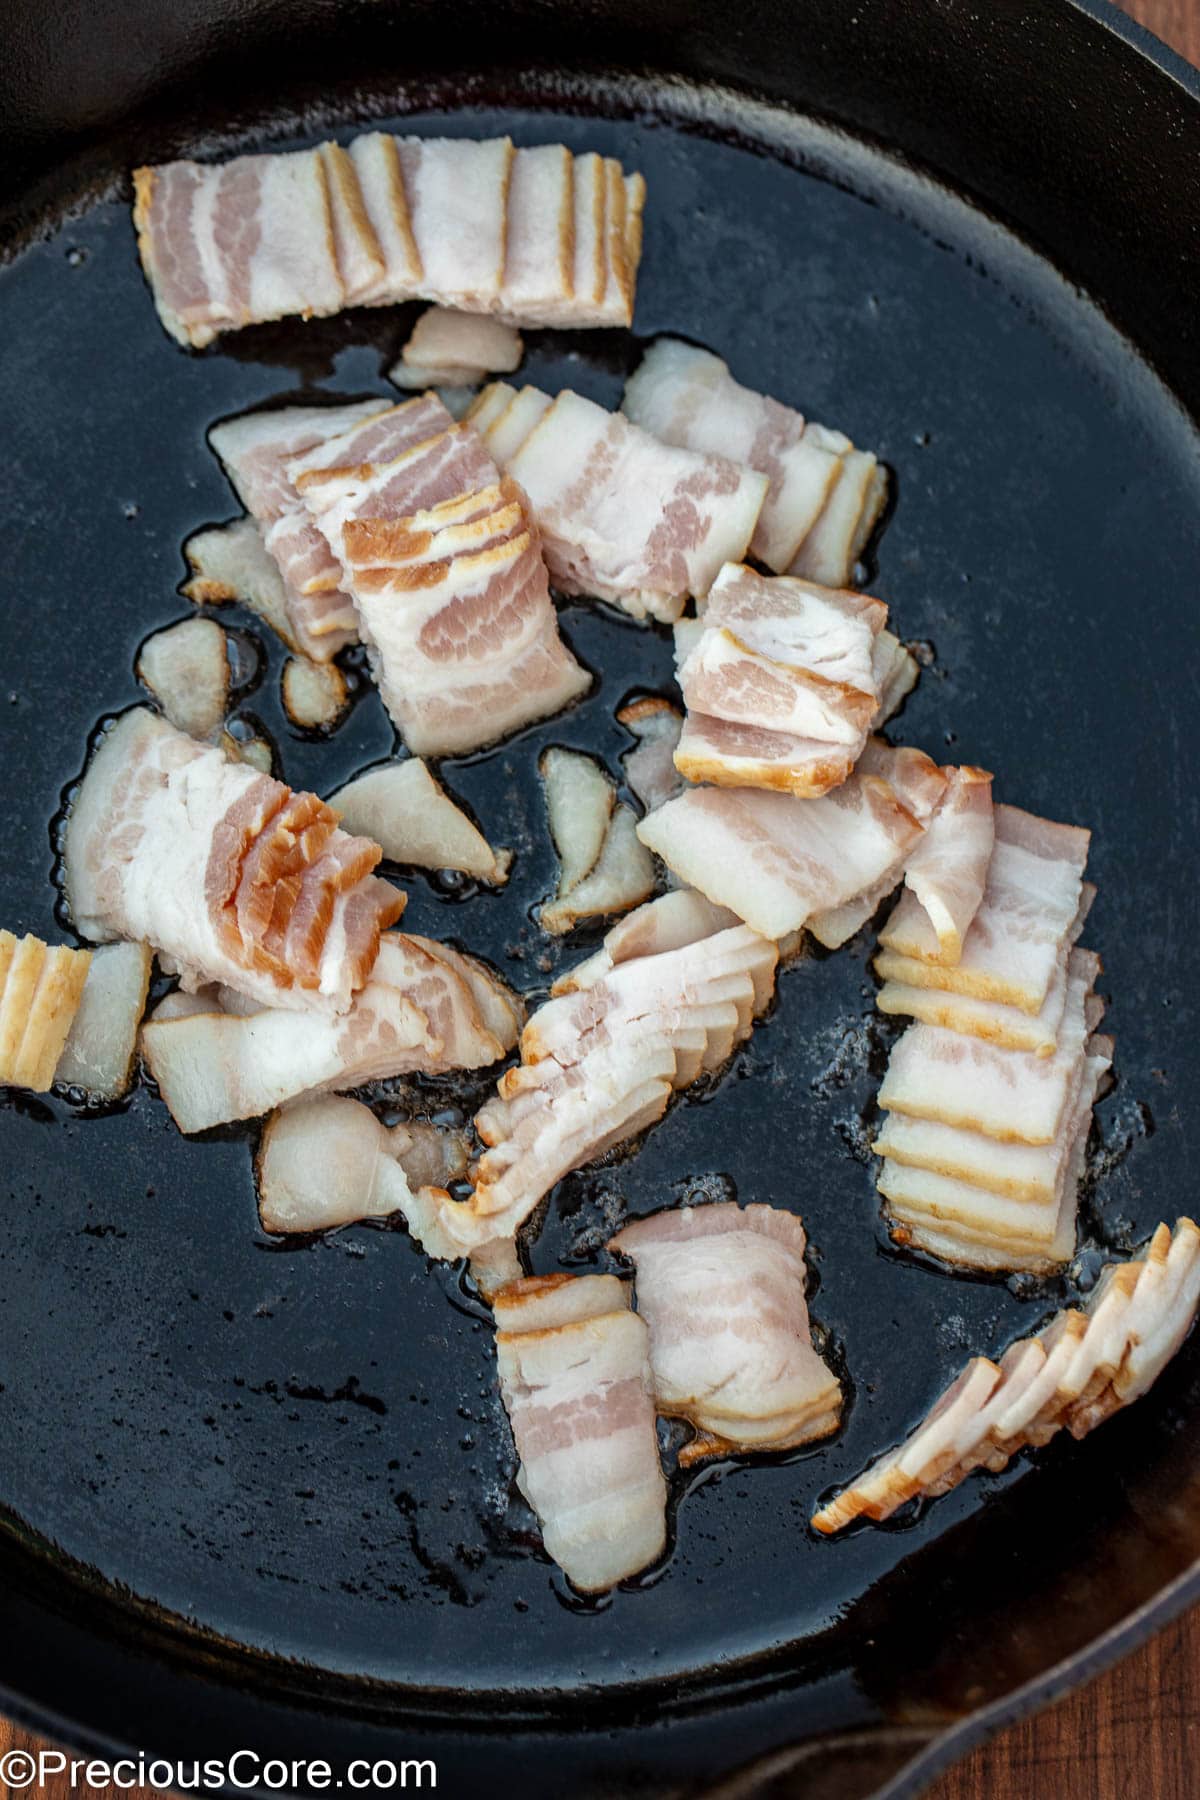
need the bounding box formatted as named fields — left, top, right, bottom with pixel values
left=64, top=708, right=402, bottom=1013
left=493, top=1273, right=667, bottom=1592
left=609, top=1203, right=842, bottom=1460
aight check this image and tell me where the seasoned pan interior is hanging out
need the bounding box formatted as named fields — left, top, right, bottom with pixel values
left=1, top=54, right=1199, bottom=1787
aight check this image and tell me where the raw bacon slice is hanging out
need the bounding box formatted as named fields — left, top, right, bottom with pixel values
left=876, top=803, right=1090, bottom=1012
left=498, top=145, right=574, bottom=320
left=670, top=564, right=886, bottom=796
left=673, top=712, right=858, bottom=799
left=636, top=763, right=924, bottom=940
left=141, top=931, right=517, bottom=1132
left=132, top=148, right=344, bottom=347
left=677, top=611, right=878, bottom=746
left=521, top=925, right=776, bottom=1067
left=609, top=1203, right=842, bottom=1458
left=396, top=136, right=514, bottom=311
left=135, top=135, right=645, bottom=340
left=899, top=765, right=994, bottom=965
left=293, top=418, right=589, bottom=754
left=551, top=890, right=741, bottom=996
left=789, top=443, right=889, bottom=589
left=494, top=1273, right=667, bottom=1591
left=873, top=1042, right=1105, bottom=1201
left=702, top=563, right=886, bottom=688
left=878, top=1036, right=1110, bottom=1273
left=318, top=141, right=388, bottom=304
left=473, top=384, right=554, bottom=467
left=813, top=1222, right=1200, bottom=1531
left=63, top=709, right=402, bottom=1012
left=209, top=398, right=398, bottom=657
left=0, top=930, right=92, bottom=1093
left=1112, top=1219, right=1200, bottom=1408
left=622, top=338, right=887, bottom=581
left=877, top=950, right=1101, bottom=1143
left=345, top=133, right=423, bottom=304
left=407, top=909, right=775, bottom=1262
left=497, top=389, right=768, bottom=622
left=812, top=1358, right=1004, bottom=1532
left=876, top=883, right=1095, bottom=1051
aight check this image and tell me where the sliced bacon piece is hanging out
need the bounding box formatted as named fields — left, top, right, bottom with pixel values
left=318, top=141, right=387, bottom=304
left=141, top=930, right=516, bottom=1132
left=474, top=383, right=554, bottom=467
left=551, top=890, right=741, bottom=996
left=876, top=802, right=1090, bottom=1012
left=496, top=389, right=768, bottom=622
left=874, top=1034, right=1110, bottom=1201
left=873, top=630, right=920, bottom=724
left=0, top=930, right=93, bottom=1093
left=55, top=940, right=153, bottom=1101
left=898, top=766, right=994, bottom=965
left=297, top=423, right=589, bottom=754
left=622, top=338, right=887, bottom=582
left=789, top=444, right=888, bottom=589
left=132, top=148, right=344, bottom=347
left=609, top=1203, right=842, bottom=1458
left=406, top=1033, right=680, bottom=1262
left=618, top=697, right=685, bottom=814
left=497, top=144, right=574, bottom=322
left=523, top=925, right=775, bottom=1067
left=256, top=1093, right=466, bottom=1233
left=814, top=1221, right=1200, bottom=1532
left=876, top=882, right=1095, bottom=1051
left=345, top=133, right=423, bottom=304
left=493, top=1274, right=667, bottom=1591
left=328, top=759, right=511, bottom=884
left=209, top=398, right=396, bottom=657
left=673, top=711, right=857, bottom=799
left=395, top=136, right=514, bottom=311
left=671, top=566, right=886, bottom=796
left=135, top=136, right=644, bottom=340
left=814, top=1358, right=1004, bottom=1533
left=1112, top=1219, right=1200, bottom=1408
left=137, top=617, right=230, bottom=740
left=877, top=950, right=1101, bottom=1144
left=637, top=762, right=924, bottom=940
left=63, top=709, right=401, bottom=1013
left=393, top=306, right=523, bottom=384
left=407, top=906, right=775, bottom=1264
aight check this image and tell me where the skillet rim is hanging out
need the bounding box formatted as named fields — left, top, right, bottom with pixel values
left=0, top=1, right=1197, bottom=1794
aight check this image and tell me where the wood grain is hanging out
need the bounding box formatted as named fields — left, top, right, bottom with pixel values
left=2, top=2, right=1197, bottom=1798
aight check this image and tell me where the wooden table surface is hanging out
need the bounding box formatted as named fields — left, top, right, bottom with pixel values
left=2, top=1, right=1197, bottom=1796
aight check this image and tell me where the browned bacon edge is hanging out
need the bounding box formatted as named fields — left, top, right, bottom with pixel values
left=203, top=772, right=403, bottom=990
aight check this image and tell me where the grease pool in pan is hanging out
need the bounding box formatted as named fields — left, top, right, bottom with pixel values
left=0, top=91, right=1196, bottom=1699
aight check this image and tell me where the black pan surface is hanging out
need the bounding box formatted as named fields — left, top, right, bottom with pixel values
left=1, top=3, right=1199, bottom=1794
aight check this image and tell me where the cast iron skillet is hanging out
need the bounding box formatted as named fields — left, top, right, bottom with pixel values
left=1, top=1, right=1199, bottom=1794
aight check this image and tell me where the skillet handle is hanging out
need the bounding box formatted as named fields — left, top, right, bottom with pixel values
left=699, top=1724, right=941, bottom=1800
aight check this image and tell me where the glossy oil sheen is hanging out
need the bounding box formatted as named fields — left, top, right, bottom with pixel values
left=0, top=26, right=1199, bottom=1798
